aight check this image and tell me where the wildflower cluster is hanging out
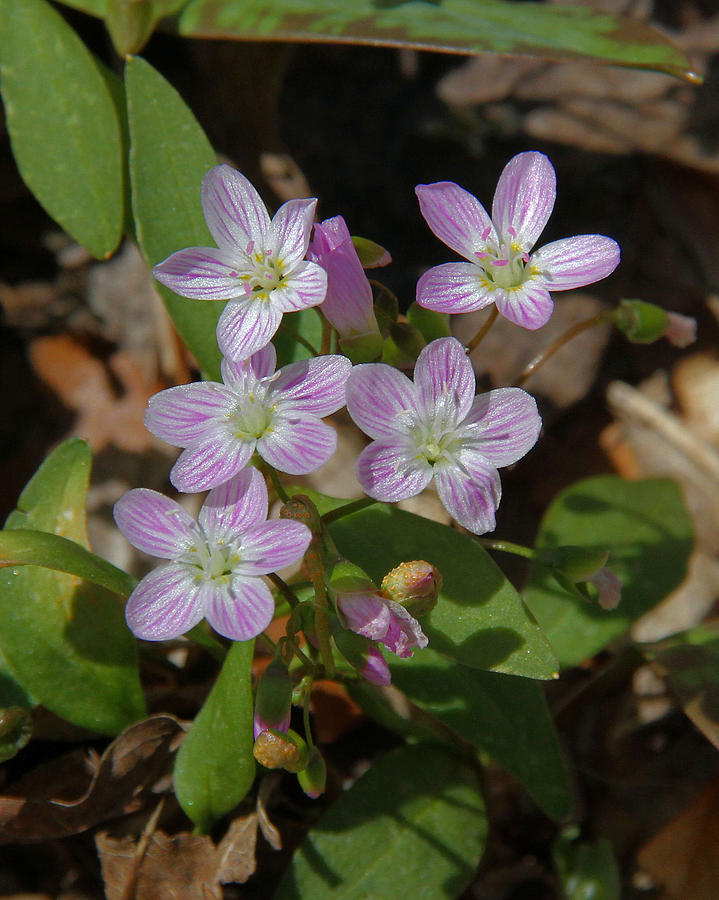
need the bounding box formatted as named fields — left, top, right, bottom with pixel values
left=116, top=151, right=624, bottom=709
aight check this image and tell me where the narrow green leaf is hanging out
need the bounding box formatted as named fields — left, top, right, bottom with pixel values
left=330, top=505, right=558, bottom=679
left=0, top=440, right=146, bottom=735
left=273, top=308, right=324, bottom=367
left=388, top=647, right=572, bottom=821
left=0, top=0, right=123, bottom=258
left=178, top=0, right=695, bottom=81
left=125, top=55, right=224, bottom=380
left=55, top=0, right=108, bottom=15
left=275, top=743, right=487, bottom=899
left=523, top=476, right=694, bottom=669
left=174, top=639, right=256, bottom=831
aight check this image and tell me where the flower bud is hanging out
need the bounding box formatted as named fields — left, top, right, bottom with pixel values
left=253, top=728, right=310, bottom=773
left=254, top=654, right=292, bottom=740
left=381, top=560, right=442, bottom=617
left=538, top=546, right=622, bottom=610
left=614, top=300, right=697, bottom=348
left=297, top=747, right=327, bottom=799
left=332, top=623, right=391, bottom=686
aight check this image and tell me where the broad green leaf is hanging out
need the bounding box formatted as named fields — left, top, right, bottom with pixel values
left=553, top=829, right=621, bottom=900
left=523, top=476, right=694, bottom=669
left=0, top=0, right=123, bottom=258
left=0, top=648, right=34, bottom=710
left=0, top=440, right=145, bottom=735
left=0, top=529, right=135, bottom=598
left=178, top=0, right=695, bottom=81
left=388, top=647, right=572, bottom=821
left=330, top=505, right=558, bottom=679
left=273, top=307, right=324, bottom=367
left=174, top=639, right=256, bottom=831
left=55, top=0, right=108, bottom=15
left=643, top=623, right=719, bottom=751
left=125, top=55, right=224, bottom=380
left=105, top=0, right=189, bottom=54
left=275, top=743, right=487, bottom=899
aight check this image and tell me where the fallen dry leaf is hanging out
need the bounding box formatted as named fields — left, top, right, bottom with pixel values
left=215, top=811, right=258, bottom=884
left=0, top=715, right=184, bottom=844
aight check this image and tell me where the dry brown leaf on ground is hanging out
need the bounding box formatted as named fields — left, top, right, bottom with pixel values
left=637, top=777, right=719, bottom=899
left=0, top=716, right=184, bottom=844
left=215, top=812, right=258, bottom=884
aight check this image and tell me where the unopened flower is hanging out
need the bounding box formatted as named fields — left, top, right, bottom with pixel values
left=114, top=468, right=311, bottom=641
left=153, top=165, right=327, bottom=361
left=361, top=647, right=392, bottom=686
left=614, top=299, right=697, bottom=348
left=337, top=590, right=428, bottom=658
left=144, top=343, right=352, bottom=493
left=664, top=312, right=697, bottom=348
left=590, top=566, right=622, bottom=610
left=308, top=215, right=383, bottom=361
left=381, top=560, right=442, bottom=617
left=254, top=654, right=292, bottom=739
left=415, top=151, right=620, bottom=330
left=346, top=336, right=541, bottom=534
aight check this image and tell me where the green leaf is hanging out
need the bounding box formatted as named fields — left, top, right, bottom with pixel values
left=178, top=0, right=695, bottom=81
left=523, top=476, right=694, bottom=669
left=0, top=440, right=145, bottom=735
left=0, top=529, right=136, bottom=598
left=330, top=505, right=558, bottom=679
left=273, top=307, right=324, bottom=367
left=553, top=829, right=621, bottom=900
left=0, top=0, right=124, bottom=258
left=0, top=647, right=34, bottom=710
left=55, top=0, right=108, bottom=15
left=388, top=647, right=572, bottom=821
left=0, top=707, right=33, bottom=764
left=643, top=623, right=719, bottom=751
left=174, top=639, right=256, bottom=831
left=125, top=55, right=224, bottom=380
left=275, top=743, right=487, bottom=899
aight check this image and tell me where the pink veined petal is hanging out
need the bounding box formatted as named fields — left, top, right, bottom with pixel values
left=434, top=455, right=501, bottom=535
left=345, top=364, right=417, bottom=440
left=216, top=296, right=283, bottom=362
left=338, top=592, right=391, bottom=641
left=235, top=520, right=312, bottom=576
left=321, top=238, right=377, bottom=336
left=259, top=416, right=338, bottom=475
left=152, top=247, right=247, bottom=301
left=356, top=439, right=433, bottom=503
left=415, top=181, right=496, bottom=261
left=170, top=433, right=255, bottom=493
left=271, top=355, right=352, bottom=416
left=254, top=709, right=291, bottom=740
left=531, top=234, right=621, bottom=291
left=201, top=164, right=270, bottom=253
left=457, top=388, right=541, bottom=468
left=125, top=563, right=206, bottom=641
left=361, top=648, right=392, bottom=686
left=272, top=261, right=327, bottom=313
left=114, top=489, right=199, bottom=558
left=204, top=575, right=275, bottom=641
left=308, top=215, right=349, bottom=257
left=414, top=337, right=475, bottom=427
left=271, top=198, right=318, bottom=268
left=416, top=262, right=497, bottom=315
left=144, top=382, right=235, bottom=447
left=199, top=468, right=268, bottom=544
left=494, top=281, right=554, bottom=330
left=491, top=151, right=556, bottom=250
left=382, top=600, right=428, bottom=657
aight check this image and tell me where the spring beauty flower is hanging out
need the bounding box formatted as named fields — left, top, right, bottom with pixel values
left=346, top=336, right=541, bottom=535
left=415, top=151, right=620, bottom=330
left=337, top=590, right=428, bottom=658
left=144, top=343, right=352, bottom=493
left=153, top=165, right=327, bottom=361
left=114, top=468, right=311, bottom=641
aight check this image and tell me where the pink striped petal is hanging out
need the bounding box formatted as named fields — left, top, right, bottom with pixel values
left=170, top=433, right=254, bottom=493
left=199, top=468, right=268, bottom=543
left=361, top=648, right=391, bottom=686
left=201, top=164, right=270, bottom=253
left=114, top=490, right=199, bottom=558
left=492, top=152, right=556, bottom=250
left=415, top=181, right=496, bottom=261
left=414, top=337, right=475, bottom=426
left=271, top=198, right=317, bottom=267
left=125, top=564, right=205, bottom=640
left=346, top=364, right=417, bottom=440
left=271, top=355, right=352, bottom=416
left=356, top=439, right=433, bottom=502
left=237, top=520, right=312, bottom=575
left=204, top=576, right=275, bottom=641
left=152, top=247, right=246, bottom=300
left=216, top=296, right=283, bottom=362
left=259, top=417, right=338, bottom=475
left=273, top=261, right=327, bottom=313
left=416, top=262, right=495, bottom=315
left=494, top=281, right=553, bottom=330
left=532, top=234, right=620, bottom=290
left=144, top=382, right=235, bottom=447
left=457, top=388, right=541, bottom=467
left=434, top=456, right=501, bottom=535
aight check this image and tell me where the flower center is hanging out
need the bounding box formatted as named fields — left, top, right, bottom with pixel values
left=241, top=243, right=286, bottom=297
left=413, top=424, right=457, bottom=467
left=229, top=392, right=274, bottom=441
left=181, top=541, right=239, bottom=582
left=474, top=226, right=532, bottom=290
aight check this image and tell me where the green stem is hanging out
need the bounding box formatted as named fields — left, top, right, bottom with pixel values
left=267, top=466, right=290, bottom=503
left=257, top=633, right=276, bottom=653
left=302, top=682, right=315, bottom=750
left=514, top=312, right=612, bottom=388
left=474, top=537, right=539, bottom=560
left=322, top=496, right=377, bottom=525
left=320, top=311, right=333, bottom=356
left=466, top=306, right=499, bottom=354
left=268, top=572, right=300, bottom=609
